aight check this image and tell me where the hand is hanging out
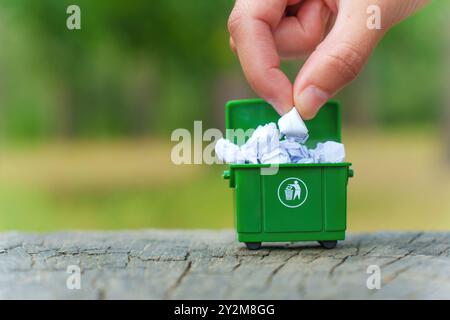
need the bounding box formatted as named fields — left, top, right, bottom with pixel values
left=228, top=0, right=430, bottom=119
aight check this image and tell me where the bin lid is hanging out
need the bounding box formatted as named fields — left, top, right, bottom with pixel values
left=225, top=99, right=341, bottom=148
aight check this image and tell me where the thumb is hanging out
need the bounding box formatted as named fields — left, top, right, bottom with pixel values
left=293, top=2, right=385, bottom=119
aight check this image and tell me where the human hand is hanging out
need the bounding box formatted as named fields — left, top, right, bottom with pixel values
left=228, top=0, right=430, bottom=118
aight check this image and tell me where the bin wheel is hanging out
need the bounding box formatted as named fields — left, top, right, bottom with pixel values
left=245, top=242, right=262, bottom=250
left=319, top=240, right=337, bottom=249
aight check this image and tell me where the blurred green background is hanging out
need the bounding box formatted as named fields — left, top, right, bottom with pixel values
left=1, top=0, right=450, bottom=232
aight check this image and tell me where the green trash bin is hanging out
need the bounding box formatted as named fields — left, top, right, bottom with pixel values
left=222, top=99, right=354, bottom=250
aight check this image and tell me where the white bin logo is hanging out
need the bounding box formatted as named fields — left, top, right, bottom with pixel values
left=277, top=177, right=308, bottom=208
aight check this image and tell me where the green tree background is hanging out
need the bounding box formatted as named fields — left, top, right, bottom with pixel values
left=1, top=0, right=448, bottom=141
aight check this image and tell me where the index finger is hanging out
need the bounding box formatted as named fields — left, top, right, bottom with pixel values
left=228, top=0, right=298, bottom=114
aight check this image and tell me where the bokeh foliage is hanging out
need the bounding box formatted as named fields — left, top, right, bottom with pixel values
left=0, top=1, right=449, bottom=142
left=0, top=0, right=234, bottom=141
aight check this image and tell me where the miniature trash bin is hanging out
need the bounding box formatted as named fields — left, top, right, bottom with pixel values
left=222, top=99, right=354, bottom=250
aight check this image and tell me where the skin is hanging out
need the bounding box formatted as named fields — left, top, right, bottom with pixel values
left=228, top=0, right=431, bottom=119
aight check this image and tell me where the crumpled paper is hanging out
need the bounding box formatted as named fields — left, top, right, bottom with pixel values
left=309, top=141, right=346, bottom=163
left=214, top=138, right=246, bottom=164
left=277, top=108, right=309, bottom=143
left=215, top=108, right=345, bottom=164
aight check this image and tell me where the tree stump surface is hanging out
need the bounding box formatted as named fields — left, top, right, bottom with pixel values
left=1, top=230, right=449, bottom=299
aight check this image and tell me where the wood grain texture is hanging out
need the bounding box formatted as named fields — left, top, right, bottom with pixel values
left=1, top=230, right=449, bottom=299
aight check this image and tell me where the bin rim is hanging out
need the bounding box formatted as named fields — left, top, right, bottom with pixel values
left=229, top=162, right=352, bottom=169
left=226, top=98, right=340, bottom=107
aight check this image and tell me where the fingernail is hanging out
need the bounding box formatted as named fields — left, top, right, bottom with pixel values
left=296, top=86, right=330, bottom=119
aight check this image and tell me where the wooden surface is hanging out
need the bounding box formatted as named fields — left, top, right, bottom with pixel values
left=1, top=230, right=449, bottom=299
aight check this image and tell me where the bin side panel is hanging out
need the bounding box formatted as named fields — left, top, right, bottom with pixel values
left=235, top=169, right=262, bottom=233
left=262, top=167, right=323, bottom=233
left=323, top=167, right=348, bottom=232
